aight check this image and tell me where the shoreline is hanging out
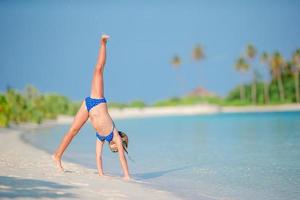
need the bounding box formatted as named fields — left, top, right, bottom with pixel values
left=111, top=103, right=300, bottom=120
left=1, top=105, right=299, bottom=199
left=47, top=103, right=300, bottom=124
left=0, top=124, right=181, bottom=199
left=6, top=104, right=299, bottom=127
left=109, top=103, right=300, bottom=119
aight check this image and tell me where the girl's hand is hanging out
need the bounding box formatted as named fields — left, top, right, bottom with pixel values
left=98, top=173, right=110, bottom=178
left=98, top=171, right=104, bottom=176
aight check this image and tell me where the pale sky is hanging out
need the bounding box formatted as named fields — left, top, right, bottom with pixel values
left=1, top=0, right=300, bottom=103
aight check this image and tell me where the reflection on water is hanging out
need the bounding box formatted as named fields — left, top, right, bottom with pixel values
left=25, top=111, right=300, bottom=200
left=133, top=165, right=193, bottom=180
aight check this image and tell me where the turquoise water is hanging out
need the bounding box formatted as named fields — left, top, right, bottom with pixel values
left=24, top=112, right=300, bottom=200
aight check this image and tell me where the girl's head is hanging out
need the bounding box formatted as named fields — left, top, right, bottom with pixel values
left=109, top=131, right=128, bottom=153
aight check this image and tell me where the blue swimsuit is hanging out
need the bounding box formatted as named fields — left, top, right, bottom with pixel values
left=85, top=97, right=115, bottom=142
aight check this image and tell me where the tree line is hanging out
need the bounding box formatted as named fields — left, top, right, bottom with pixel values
left=0, top=85, right=147, bottom=128
left=170, top=44, right=300, bottom=105
left=0, top=85, right=80, bottom=127
left=1, top=45, right=299, bottom=127
left=232, top=45, right=300, bottom=104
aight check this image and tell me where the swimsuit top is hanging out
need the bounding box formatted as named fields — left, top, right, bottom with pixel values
left=96, top=122, right=115, bottom=142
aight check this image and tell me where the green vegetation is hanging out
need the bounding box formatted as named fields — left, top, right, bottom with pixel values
left=0, top=85, right=80, bottom=128
left=154, top=96, right=223, bottom=107
left=0, top=85, right=148, bottom=127
left=107, top=102, right=128, bottom=109
left=168, top=44, right=300, bottom=106
left=1, top=46, right=299, bottom=127
left=128, top=100, right=146, bottom=108
left=108, top=100, right=146, bottom=109
left=227, top=68, right=299, bottom=105
left=229, top=47, right=300, bottom=105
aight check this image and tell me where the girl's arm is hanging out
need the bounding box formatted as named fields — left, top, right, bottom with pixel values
left=96, top=139, right=105, bottom=176
left=113, top=130, right=130, bottom=179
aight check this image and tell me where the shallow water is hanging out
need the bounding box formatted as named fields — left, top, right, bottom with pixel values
left=24, top=111, right=300, bottom=200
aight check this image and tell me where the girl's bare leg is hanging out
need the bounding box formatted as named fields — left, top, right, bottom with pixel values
left=96, top=139, right=105, bottom=176
left=90, top=35, right=110, bottom=98
left=52, top=35, right=109, bottom=171
left=113, top=128, right=130, bottom=180
left=52, top=101, right=88, bottom=171
left=93, top=35, right=130, bottom=179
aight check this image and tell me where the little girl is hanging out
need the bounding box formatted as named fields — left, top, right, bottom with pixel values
left=52, top=35, right=130, bottom=180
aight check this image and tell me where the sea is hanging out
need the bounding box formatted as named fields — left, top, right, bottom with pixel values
left=23, top=111, right=300, bottom=200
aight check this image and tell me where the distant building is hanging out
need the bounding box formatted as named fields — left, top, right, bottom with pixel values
left=185, top=87, right=218, bottom=98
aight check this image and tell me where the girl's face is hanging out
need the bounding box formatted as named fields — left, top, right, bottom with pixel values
left=109, top=141, right=118, bottom=152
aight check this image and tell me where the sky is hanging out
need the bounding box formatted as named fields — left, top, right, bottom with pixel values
left=1, top=0, right=300, bottom=103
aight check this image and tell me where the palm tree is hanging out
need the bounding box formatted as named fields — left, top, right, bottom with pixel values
left=245, top=44, right=257, bottom=104
left=0, top=94, right=10, bottom=127
left=271, top=51, right=285, bottom=102
left=171, top=54, right=181, bottom=68
left=192, top=45, right=204, bottom=61
left=24, top=85, right=40, bottom=100
left=292, top=49, right=300, bottom=103
left=260, top=52, right=270, bottom=104
left=235, top=57, right=249, bottom=101
left=171, top=54, right=185, bottom=94
left=192, top=45, right=205, bottom=83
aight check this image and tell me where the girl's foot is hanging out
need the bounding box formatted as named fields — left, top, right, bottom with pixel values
left=51, top=154, right=64, bottom=172
left=101, top=34, right=110, bottom=44
left=123, top=175, right=130, bottom=181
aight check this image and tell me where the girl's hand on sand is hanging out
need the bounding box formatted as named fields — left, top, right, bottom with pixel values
left=98, top=171, right=104, bottom=176
left=99, top=173, right=110, bottom=178
left=101, top=34, right=110, bottom=44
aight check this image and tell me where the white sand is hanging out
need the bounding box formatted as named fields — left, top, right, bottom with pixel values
left=109, top=104, right=221, bottom=119
left=2, top=103, right=298, bottom=199
left=0, top=127, right=181, bottom=200
left=54, top=104, right=300, bottom=125
left=110, top=103, right=300, bottom=119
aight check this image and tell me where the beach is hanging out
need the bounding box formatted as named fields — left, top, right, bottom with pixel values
left=1, top=104, right=300, bottom=200
left=109, top=103, right=300, bottom=119
left=0, top=126, right=181, bottom=200
left=2, top=0, right=300, bottom=199
left=45, top=103, right=300, bottom=125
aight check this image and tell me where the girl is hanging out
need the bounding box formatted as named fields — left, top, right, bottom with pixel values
left=52, top=35, right=130, bottom=180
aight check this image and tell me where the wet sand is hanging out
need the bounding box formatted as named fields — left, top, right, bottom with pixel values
left=0, top=127, right=181, bottom=200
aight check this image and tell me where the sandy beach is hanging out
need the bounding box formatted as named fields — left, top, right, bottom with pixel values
left=50, top=104, right=300, bottom=125
left=1, top=104, right=299, bottom=200
left=109, top=103, right=300, bottom=119
left=0, top=126, right=181, bottom=200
